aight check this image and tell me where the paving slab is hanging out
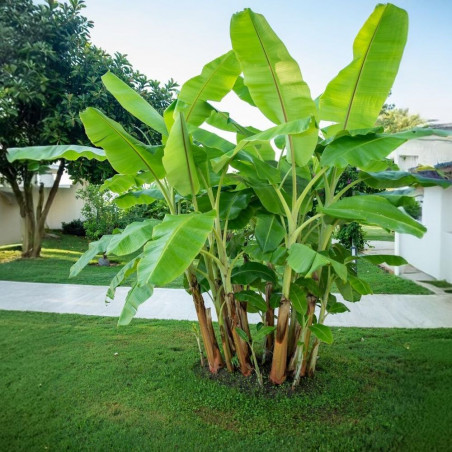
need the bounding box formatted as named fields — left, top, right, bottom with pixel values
left=0, top=281, right=451, bottom=328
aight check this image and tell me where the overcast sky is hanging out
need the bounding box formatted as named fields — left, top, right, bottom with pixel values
left=83, top=0, right=452, bottom=129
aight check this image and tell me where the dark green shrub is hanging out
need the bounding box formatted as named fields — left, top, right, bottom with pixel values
left=336, top=222, right=367, bottom=252
left=61, top=219, right=86, bottom=237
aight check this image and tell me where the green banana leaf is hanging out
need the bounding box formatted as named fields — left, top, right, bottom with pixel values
left=80, top=107, right=165, bottom=178
left=118, top=282, right=154, bottom=326
left=100, top=172, right=155, bottom=194
left=162, top=112, right=200, bottom=196
left=321, top=195, right=426, bottom=237
left=70, top=235, right=113, bottom=278
left=359, top=170, right=452, bottom=189
left=321, top=128, right=451, bottom=170
left=230, top=8, right=318, bottom=165
left=7, top=145, right=106, bottom=163
left=255, top=214, right=285, bottom=253
left=137, top=211, right=215, bottom=286
left=176, top=51, right=241, bottom=126
left=107, top=219, right=158, bottom=256
left=114, top=189, right=164, bottom=209
left=288, top=243, right=347, bottom=281
left=319, top=4, right=408, bottom=132
left=102, top=71, right=168, bottom=136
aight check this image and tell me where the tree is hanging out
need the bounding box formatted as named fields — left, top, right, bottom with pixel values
left=9, top=4, right=451, bottom=388
left=376, top=107, right=426, bottom=133
left=0, top=0, right=176, bottom=257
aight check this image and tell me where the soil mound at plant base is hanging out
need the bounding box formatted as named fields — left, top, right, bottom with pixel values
left=193, top=361, right=325, bottom=397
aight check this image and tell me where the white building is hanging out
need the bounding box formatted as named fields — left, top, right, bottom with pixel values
left=0, top=166, right=84, bottom=246
left=394, top=134, right=452, bottom=283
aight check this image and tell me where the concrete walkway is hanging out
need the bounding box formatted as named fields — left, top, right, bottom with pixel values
left=0, top=281, right=451, bottom=328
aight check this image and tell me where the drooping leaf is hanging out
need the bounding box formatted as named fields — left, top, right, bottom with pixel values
left=235, top=327, right=250, bottom=343
left=360, top=254, right=408, bottom=266
left=288, top=243, right=346, bottom=280
left=321, top=128, right=450, bottom=170
left=309, top=324, right=334, bottom=344
left=349, top=274, right=372, bottom=295
left=162, top=112, right=200, bottom=196
left=100, top=172, right=155, bottom=194
left=255, top=214, right=285, bottom=253
left=70, top=235, right=113, bottom=278
left=118, top=282, right=154, bottom=326
left=319, top=4, right=408, bottom=131
left=137, top=211, right=215, bottom=286
left=254, top=326, right=276, bottom=341
left=212, top=117, right=313, bottom=172
left=359, top=169, right=452, bottom=189
left=106, top=255, right=141, bottom=301
left=218, top=190, right=253, bottom=221
left=107, top=219, right=158, bottom=256
left=7, top=145, right=106, bottom=163
left=114, top=189, right=164, bottom=209
left=327, top=300, right=350, bottom=314
left=80, top=107, right=165, bottom=178
left=102, top=71, right=168, bottom=136
left=235, top=290, right=267, bottom=313
left=230, top=8, right=318, bottom=165
left=289, top=283, right=308, bottom=314
left=231, top=262, right=277, bottom=285
left=232, top=76, right=256, bottom=106
left=321, top=195, right=426, bottom=238
left=176, top=51, right=241, bottom=126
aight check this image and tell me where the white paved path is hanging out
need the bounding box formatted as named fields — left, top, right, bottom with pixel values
left=0, top=281, right=451, bottom=328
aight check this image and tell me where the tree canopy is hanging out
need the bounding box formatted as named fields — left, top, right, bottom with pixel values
left=0, top=0, right=177, bottom=257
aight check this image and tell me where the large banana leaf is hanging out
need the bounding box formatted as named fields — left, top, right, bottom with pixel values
left=70, top=235, right=113, bottom=278
left=288, top=243, right=347, bottom=281
left=212, top=117, right=313, bottom=172
left=255, top=214, right=285, bottom=253
left=100, top=172, right=155, bottom=194
left=319, top=4, right=408, bottom=132
left=176, top=51, right=241, bottom=126
left=7, top=145, right=106, bottom=163
left=230, top=8, right=318, bottom=165
left=114, top=189, right=164, bottom=209
left=102, top=72, right=168, bottom=136
left=80, top=107, right=165, bottom=178
left=137, top=211, right=215, bottom=286
left=118, top=282, right=154, bottom=326
left=106, top=255, right=141, bottom=301
left=107, top=219, right=158, bottom=256
left=321, top=195, right=426, bottom=237
left=162, top=112, right=200, bottom=196
left=321, top=128, right=450, bottom=170
left=359, top=170, right=452, bottom=189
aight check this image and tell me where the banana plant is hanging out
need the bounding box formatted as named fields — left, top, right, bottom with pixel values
left=8, top=3, right=451, bottom=387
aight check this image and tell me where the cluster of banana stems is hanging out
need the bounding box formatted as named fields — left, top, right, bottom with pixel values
left=156, top=156, right=354, bottom=387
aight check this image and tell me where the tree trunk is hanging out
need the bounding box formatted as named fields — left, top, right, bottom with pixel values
left=228, top=292, right=252, bottom=377
left=189, top=274, right=223, bottom=373
left=269, top=298, right=291, bottom=384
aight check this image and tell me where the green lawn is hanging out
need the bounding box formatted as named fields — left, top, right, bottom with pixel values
left=0, top=233, right=183, bottom=289
left=0, top=311, right=450, bottom=450
left=0, top=233, right=430, bottom=295
left=363, top=225, right=395, bottom=242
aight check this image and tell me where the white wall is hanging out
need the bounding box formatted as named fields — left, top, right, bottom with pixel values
left=390, top=137, right=452, bottom=171
left=397, top=186, right=452, bottom=282
left=0, top=183, right=84, bottom=246
left=0, top=192, right=22, bottom=246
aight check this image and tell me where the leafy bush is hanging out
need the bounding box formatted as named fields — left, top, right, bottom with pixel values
left=61, top=219, right=86, bottom=237
left=335, top=222, right=367, bottom=252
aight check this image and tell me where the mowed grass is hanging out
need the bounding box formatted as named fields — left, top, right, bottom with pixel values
left=0, top=233, right=183, bottom=289
left=0, top=310, right=450, bottom=450
left=0, top=234, right=430, bottom=294
left=363, top=225, right=395, bottom=242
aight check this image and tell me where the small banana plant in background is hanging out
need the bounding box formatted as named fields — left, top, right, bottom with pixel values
left=8, top=3, right=451, bottom=386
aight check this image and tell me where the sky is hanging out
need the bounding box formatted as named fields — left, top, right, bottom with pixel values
left=83, top=0, right=452, bottom=129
